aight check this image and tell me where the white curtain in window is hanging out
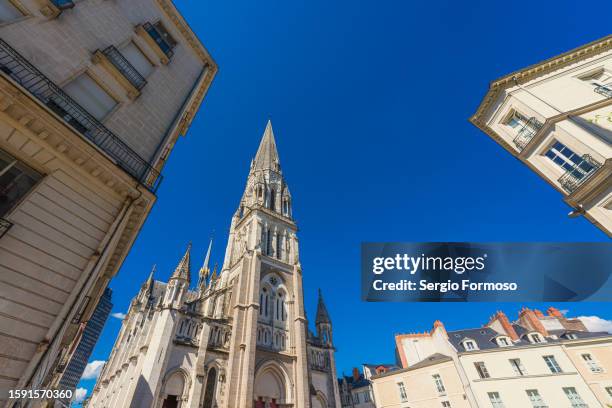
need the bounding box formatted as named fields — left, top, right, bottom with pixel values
left=122, top=42, right=154, bottom=78
left=64, top=73, right=117, bottom=120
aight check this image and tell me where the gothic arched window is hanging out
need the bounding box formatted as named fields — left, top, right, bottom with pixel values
left=202, top=368, right=217, bottom=408
left=270, top=189, right=276, bottom=211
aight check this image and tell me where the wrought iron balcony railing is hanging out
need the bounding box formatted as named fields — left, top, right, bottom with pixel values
left=0, top=217, right=12, bottom=238
left=594, top=84, right=612, bottom=98
left=143, top=22, right=175, bottom=59
left=0, top=39, right=161, bottom=192
left=513, top=117, right=543, bottom=151
left=51, top=0, right=75, bottom=10
left=102, top=46, right=147, bottom=91
left=558, top=154, right=602, bottom=194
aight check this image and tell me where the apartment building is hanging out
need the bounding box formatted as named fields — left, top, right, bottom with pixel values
left=372, top=307, right=612, bottom=407
left=471, top=34, right=612, bottom=236
left=371, top=354, right=469, bottom=408
left=0, top=0, right=216, bottom=403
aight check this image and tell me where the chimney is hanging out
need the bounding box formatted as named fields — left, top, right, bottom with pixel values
left=519, top=307, right=548, bottom=336
left=534, top=309, right=545, bottom=318
left=487, top=311, right=519, bottom=341
left=352, top=367, right=360, bottom=381
left=547, top=307, right=564, bottom=318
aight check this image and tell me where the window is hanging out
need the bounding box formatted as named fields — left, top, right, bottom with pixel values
left=442, top=402, right=451, bottom=407
left=121, top=41, right=153, bottom=78
left=0, top=0, right=23, bottom=23
left=474, top=362, right=490, bottom=379
left=580, top=68, right=612, bottom=87
left=143, top=21, right=177, bottom=58
left=397, top=382, right=408, bottom=402
left=488, top=392, right=505, bottom=408
left=433, top=374, right=446, bottom=394
left=543, top=355, right=562, bottom=373
left=463, top=340, right=477, bottom=350
left=545, top=142, right=594, bottom=177
left=353, top=392, right=359, bottom=404
left=507, top=111, right=528, bottom=129
left=0, top=149, right=42, bottom=217
left=526, top=389, right=548, bottom=408
left=529, top=333, right=543, bottom=344
left=497, top=337, right=509, bottom=346
left=63, top=72, right=117, bottom=120
left=364, top=391, right=371, bottom=402
left=566, top=333, right=578, bottom=340
left=509, top=359, right=527, bottom=376
left=563, top=387, right=588, bottom=408
left=581, top=353, right=602, bottom=373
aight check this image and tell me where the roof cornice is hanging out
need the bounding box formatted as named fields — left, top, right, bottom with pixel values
left=470, top=34, right=612, bottom=126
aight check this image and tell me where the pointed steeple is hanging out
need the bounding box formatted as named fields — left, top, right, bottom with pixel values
left=253, top=120, right=280, bottom=172
left=199, top=239, right=213, bottom=286
left=210, top=263, right=218, bottom=281
left=316, top=288, right=331, bottom=324
left=171, top=243, right=191, bottom=282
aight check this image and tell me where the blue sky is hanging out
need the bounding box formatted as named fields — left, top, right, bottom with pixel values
left=76, top=0, right=611, bottom=402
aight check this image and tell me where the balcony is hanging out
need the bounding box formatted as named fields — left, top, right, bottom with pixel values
left=558, top=154, right=602, bottom=194
left=594, top=84, right=612, bottom=98
left=513, top=117, right=543, bottom=151
left=102, top=46, right=147, bottom=91
left=0, top=217, right=12, bottom=238
left=0, top=39, right=161, bottom=192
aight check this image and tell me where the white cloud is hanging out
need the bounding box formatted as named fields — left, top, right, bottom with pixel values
left=81, top=360, right=105, bottom=380
left=578, top=316, right=612, bottom=333
left=111, top=312, right=126, bottom=320
left=73, top=387, right=87, bottom=404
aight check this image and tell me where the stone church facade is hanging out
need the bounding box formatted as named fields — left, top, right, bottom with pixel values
left=88, top=121, right=341, bottom=408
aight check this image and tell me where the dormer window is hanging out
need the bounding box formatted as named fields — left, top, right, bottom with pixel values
left=496, top=336, right=511, bottom=347
left=529, top=333, right=544, bottom=344
left=565, top=333, right=577, bottom=340
left=462, top=339, right=478, bottom=351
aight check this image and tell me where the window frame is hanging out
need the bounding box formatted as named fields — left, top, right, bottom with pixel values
left=0, top=148, right=43, bottom=219
left=542, top=355, right=562, bottom=374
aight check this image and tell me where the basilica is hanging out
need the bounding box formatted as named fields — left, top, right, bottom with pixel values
left=87, top=121, right=341, bottom=408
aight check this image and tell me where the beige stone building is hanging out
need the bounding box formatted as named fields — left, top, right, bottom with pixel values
left=372, top=307, right=612, bottom=407
left=87, top=122, right=342, bottom=408
left=470, top=34, right=612, bottom=236
left=0, top=0, right=216, bottom=405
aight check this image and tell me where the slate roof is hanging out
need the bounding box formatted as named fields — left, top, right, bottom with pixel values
left=448, top=324, right=611, bottom=353
left=370, top=353, right=452, bottom=379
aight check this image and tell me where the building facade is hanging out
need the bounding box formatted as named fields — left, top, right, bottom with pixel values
left=87, top=122, right=342, bottom=408
left=372, top=307, right=612, bottom=407
left=470, top=34, right=612, bottom=236
left=57, top=288, right=113, bottom=405
left=0, top=0, right=216, bottom=404
left=338, top=365, right=397, bottom=408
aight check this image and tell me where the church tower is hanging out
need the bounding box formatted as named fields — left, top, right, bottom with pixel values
left=88, top=121, right=340, bottom=408
left=221, top=120, right=312, bottom=407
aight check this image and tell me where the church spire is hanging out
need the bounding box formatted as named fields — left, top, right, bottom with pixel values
left=316, top=289, right=331, bottom=325
left=198, top=239, right=213, bottom=288
left=171, top=243, right=191, bottom=282
left=253, top=120, right=280, bottom=172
